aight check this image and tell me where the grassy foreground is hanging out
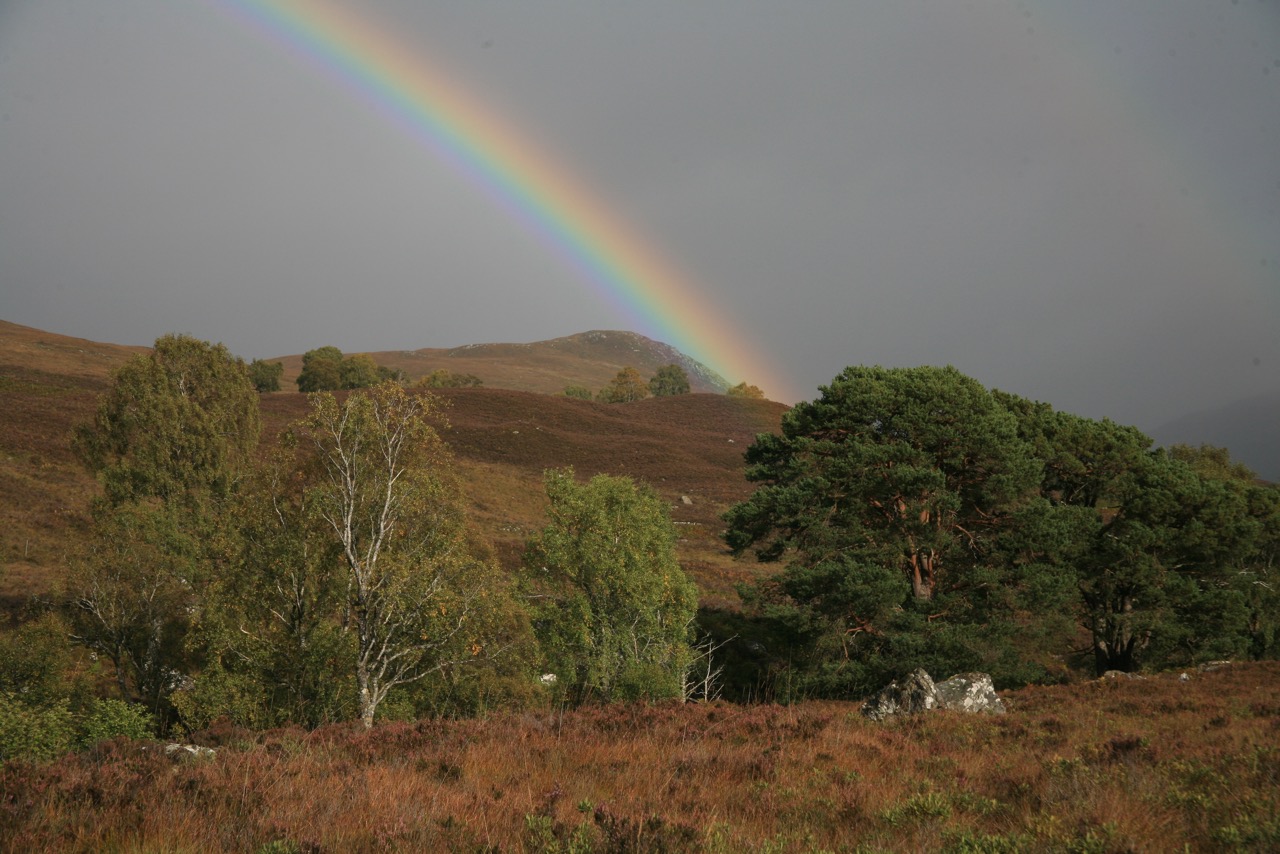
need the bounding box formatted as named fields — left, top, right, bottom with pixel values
left=2, top=663, right=1278, bottom=853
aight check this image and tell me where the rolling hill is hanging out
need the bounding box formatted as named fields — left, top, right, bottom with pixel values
left=7, top=316, right=1269, bottom=620
left=270, top=329, right=732, bottom=396
left=0, top=320, right=785, bottom=613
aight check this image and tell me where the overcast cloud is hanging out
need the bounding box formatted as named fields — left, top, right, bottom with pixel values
left=1, top=1, right=1278, bottom=432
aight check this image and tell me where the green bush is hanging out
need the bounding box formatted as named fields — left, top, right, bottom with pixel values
left=170, top=662, right=272, bottom=733
left=616, top=661, right=684, bottom=702
left=0, top=692, right=74, bottom=761
left=77, top=698, right=156, bottom=747
left=248, top=359, right=284, bottom=393
left=0, top=613, right=78, bottom=708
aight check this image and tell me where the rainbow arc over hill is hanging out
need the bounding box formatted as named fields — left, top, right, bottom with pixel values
left=217, top=0, right=789, bottom=400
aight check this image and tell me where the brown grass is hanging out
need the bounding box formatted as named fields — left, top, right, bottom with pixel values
left=0, top=322, right=142, bottom=610
left=3, top=663, right=1278, bottom=852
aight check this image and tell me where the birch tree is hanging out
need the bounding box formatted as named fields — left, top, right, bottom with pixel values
left=294, top=383, right=498, bottom=727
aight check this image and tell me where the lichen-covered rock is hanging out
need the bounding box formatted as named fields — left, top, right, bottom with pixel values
left=935, top=672, right=1005, bottom=714
left=1198, top=660, right=1233, bottom=672
left=1101, top=670, right=1144, bottom=680
left=164, top=743, right=216, bottom=760
left=860, top=668, right=939, bottom=721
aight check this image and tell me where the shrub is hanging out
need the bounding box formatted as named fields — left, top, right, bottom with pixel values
left=415, top=369, right=483, bottom=388
left=77, top=698, right=156, bottom=748
left=0, top=693, right=74, bottom=761
left=248, top=359, right=284, bottom=393
left=0, top=612, right=79, bottom=709
left=170, top=662, right=272, bottom=733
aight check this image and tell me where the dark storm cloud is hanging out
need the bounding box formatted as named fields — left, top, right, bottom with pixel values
left=1, top=1, right=1277, bottom=433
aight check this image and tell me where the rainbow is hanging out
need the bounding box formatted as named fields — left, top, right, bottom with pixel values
left=215, top=0, right=792, bottom=401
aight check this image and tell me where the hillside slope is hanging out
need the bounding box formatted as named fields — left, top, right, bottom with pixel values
left=271, top=330, right=733, bottom=396
left=0, top=322, right=785, bottom=611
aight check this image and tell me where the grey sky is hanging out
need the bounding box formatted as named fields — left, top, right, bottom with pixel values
left=1, top=1, right=1278, bottom=432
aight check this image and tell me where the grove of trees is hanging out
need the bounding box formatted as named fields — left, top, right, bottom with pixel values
left=3, top=340, right=1277, bottom=758
left=295, top=346, right=401, bottom=392
left=724, top=365, right=1279, bottom=699
left=247, top=358, right=283, bottom=392
left=413, top=368, right=483, bottom=388
left=593, top=364, right=693, bottom=402
left=648, top=364, right=691, bottom=397
left=597, top=366, right=650, bottom=403
left=2, top=335, right=702, bottom=751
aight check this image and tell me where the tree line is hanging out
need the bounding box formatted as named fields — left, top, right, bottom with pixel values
left=721, top=365, right=1279, bottom=700
left=248, top=348, right=481, bottom=394
left=565, top=364, right=765, bottom=402
left=3, top=341, right=1275, bottom=756
left=2, top=336, right=697, bottom=754
left=253, top=349, right=767, bottom=401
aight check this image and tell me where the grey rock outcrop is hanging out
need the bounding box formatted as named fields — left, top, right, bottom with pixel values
left=860, top=668, right=939, bottom=721
left=935, top=672, right=1005, bottom=714
left=1101, top=670, right=1145, bottom=680
left=164, top=743, right=216, bottom=760
left=861, top=669, right=1005, bottom=720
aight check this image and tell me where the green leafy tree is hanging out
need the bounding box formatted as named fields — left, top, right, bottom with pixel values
left=1239, top=485, right=1280, bottom=659
left=292, top=383, right=511, bottom=727
left=248, top=359, right=284, bottom=393
left=597, top=367, right=650, bottom=403
left=998, top=395, right=1265, bottom=673
left=724, top=366, right=1046, bottom=695
left=70, top=335, right=260, bottom=718
left=179, top=449, right=353, bottom=729
left=296, top=346, right=344, bottom=392
left=77, top=698, right=156, bottom=747
left=73, top=334, right=261, bottom=508
left=0, top=694, right=74, bottom=761
left=298, top=348, right=395, bottom=392
left=524, top=468, right=698, bottom=702
left=69, top=506, right=197, bottom=711
left=563, top=385, right=593, bottom=400
left=648, top=364, right=691, bottom=397
left=339, top=353, right=382, bottom=390
left=377, top=364, right=406, bottom=383
left=993, top=391, right=1150, bottom=509
left=1078, top=453, right=1258, bottom=672
left=0, top=612, right=82, bottom=710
